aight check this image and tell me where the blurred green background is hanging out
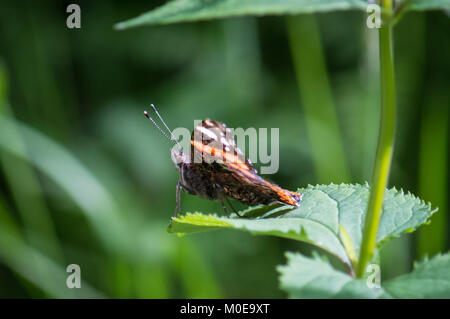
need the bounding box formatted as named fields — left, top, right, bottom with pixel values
left=0, top=1, right=448, bottom=298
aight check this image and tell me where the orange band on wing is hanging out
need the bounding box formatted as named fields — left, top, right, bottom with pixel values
left=191, top=140, right=301, bottom=206
left=191, top=140, right=249, bottom=171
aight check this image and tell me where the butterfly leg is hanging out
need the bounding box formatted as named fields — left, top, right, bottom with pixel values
left=219, top=198, right=230, bottom=217
left=175, top=181, right=182, bottom=218
left=169, top=181, right=182, bottom=228
left=225, top=197, right=242, bottom=218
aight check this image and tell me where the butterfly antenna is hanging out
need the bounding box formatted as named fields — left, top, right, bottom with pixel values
left=149, top=104, right=183, bottom=149
left=143, top=108, right=182, bottom=150
left=143, top=111, right=170, bottom=140
left=150, top=104, right=177, bottom=138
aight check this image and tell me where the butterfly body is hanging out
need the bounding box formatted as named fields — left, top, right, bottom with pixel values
left=176, top=161, right=223, bottom=201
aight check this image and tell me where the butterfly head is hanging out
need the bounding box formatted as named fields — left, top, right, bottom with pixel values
left=170, top=147, right=187, bottom=169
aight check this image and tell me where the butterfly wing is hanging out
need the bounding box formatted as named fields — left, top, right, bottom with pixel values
left=213, top=162, right=301, bottom=206
left=190, top=119, right=301, bottom=206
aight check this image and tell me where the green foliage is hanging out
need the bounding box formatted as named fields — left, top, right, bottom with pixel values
left=0, top=0, right=448, bottom=299
left=170, top=182, right=446, bottom=298
left=383, top=254, right=450, bottom=298
left=0, top=225, right=105, bottom=298
left=115, top=0, right=366, bottom=29
left=278, top=252, right=450, bottom=298
left=115, top=0, right=450, bottom=29
left=170, top=184, right=437, bottom=270
left=278, top=252, right=388, bottom=298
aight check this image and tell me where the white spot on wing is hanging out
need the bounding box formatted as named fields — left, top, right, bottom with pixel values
left=197, top=126, right=217, bottom=140
left=220, top=137, right=230, bottom=146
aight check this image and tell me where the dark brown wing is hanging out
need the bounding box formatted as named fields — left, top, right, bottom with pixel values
left=213, top=160, right=302, bottom=206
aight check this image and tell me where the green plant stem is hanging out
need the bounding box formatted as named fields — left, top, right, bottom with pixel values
left=357, top=0, right=396, bottom=278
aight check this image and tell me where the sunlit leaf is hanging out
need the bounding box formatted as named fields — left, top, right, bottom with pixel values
left=115, top=0, right=367, bottom=29
left=114, top=0, right=450, bottom=29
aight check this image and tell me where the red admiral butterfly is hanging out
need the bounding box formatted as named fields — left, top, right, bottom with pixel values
left=144, top=105, right=302, bottom=219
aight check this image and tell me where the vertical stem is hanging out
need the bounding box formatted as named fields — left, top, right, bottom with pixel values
left=357, top=0, right=396, bottom=278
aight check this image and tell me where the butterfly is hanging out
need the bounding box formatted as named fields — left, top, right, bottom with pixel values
left=144, top=104, right=302, bottom=219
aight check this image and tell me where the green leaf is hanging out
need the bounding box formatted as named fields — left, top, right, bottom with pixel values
left=278, top=252, right=389, bottom=298
left=279, top=252, right=450, bottom=299
left=114, top=0, right=450, bottom=29
left=169, top=184, right=437, bottom=268
left=114, top=0, right=367, bottom=29
left=383, top=253, right=450, bottom=298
